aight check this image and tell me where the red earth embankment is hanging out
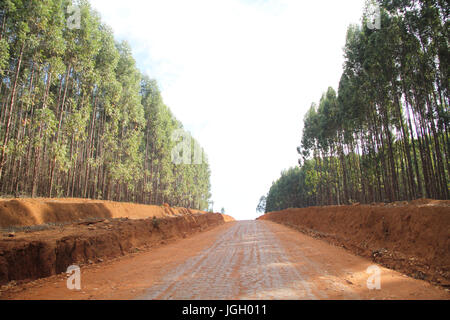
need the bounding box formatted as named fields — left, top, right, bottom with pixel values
left=0, top=198, right=233, bottom=285
left=221, top=214, right=235, bottom=222
left=258, top=199, right=450, bottom=287
left=0, top=198, right=211, bottom=229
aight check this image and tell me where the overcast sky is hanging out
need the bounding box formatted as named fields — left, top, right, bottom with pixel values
left=89, top=0, right=366, bottom=220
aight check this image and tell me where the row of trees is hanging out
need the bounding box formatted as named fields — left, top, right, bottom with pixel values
left=264, top=0, right=448, bottom=212
left=0, top=0, right=212, bottom=210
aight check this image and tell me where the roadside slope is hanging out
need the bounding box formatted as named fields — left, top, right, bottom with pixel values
left=0, top=199, right=234, bottom=286
left=0, top=198, right=210, bottom=228
left=258, top=200, right=450, bottom=287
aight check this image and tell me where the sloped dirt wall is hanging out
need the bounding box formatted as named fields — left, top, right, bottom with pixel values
left=259, top=200, right=450, bottom=287
left=0, top=213, right=227, bottom=285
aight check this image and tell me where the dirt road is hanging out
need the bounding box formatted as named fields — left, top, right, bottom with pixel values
left=1, top=221, right=448, bottom=300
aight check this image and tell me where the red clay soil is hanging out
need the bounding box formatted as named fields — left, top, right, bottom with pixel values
left=0, top=198, right=233, bottom=286
left=221, top=214, right=235, bottom=222
left=0, top=198, right=210, bottom=228
left=2, top=221, right=447, bottom=300
left=258, top=199, right=450, bottom=287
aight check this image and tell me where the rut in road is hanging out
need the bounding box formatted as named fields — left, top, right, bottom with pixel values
left=139, top=221, right=317, bottom=300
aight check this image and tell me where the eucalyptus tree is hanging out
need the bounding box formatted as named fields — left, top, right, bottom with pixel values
left=0, top=0, right=212, bottom=210
left=266, top=0, right=448, bottom=212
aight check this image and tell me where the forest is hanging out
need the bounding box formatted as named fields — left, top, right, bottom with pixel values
left=264, top=0, right=449, bottom=213
left=0, top=0, right=212, bottom=210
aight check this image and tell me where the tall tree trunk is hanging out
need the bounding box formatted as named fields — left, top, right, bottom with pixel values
left=0, top=42, right=25, bottom=180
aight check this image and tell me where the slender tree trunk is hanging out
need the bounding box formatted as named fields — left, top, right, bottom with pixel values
left=0, top=42, right=25, bottom=180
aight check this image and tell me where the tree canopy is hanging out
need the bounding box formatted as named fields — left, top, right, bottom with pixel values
left=265, top=0, right=449, bottom=212
left=0, top=0, right=211, bottom=210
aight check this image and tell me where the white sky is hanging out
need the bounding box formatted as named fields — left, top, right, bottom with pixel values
left=89, top=0, right=365, bottom=220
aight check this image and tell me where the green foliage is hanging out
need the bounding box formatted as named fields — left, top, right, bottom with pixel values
left=0, top=0, right=211, bottom=210
left=265, top=0, right=449, bottom=212
left=152, top=216, right=160, bottom=229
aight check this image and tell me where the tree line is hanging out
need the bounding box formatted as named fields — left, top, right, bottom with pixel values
left=0, top=0, right=212, bottom=210
left=264, top=0, right=448, bottom=213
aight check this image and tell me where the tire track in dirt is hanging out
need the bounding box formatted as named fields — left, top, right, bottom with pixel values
left=139, top=221, right=318, bottom=300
